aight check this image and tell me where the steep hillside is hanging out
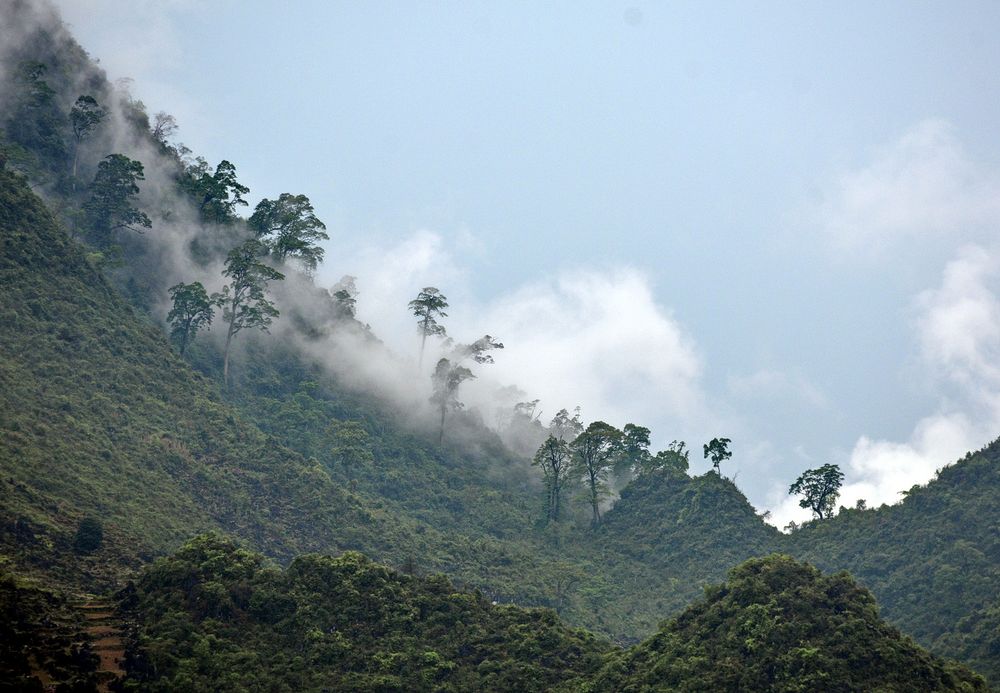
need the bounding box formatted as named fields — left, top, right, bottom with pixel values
left=784, top=442, right=1000, bottom=682
left=588, top=554, right=987, bottom=692
left=0, top=165, right=387, bottom=587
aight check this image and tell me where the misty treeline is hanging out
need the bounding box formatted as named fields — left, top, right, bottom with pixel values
left=0, top=20, right=522, bottom=442
left=0, top=3, right=849, bottom=529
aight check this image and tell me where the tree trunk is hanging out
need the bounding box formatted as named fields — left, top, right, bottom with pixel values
left=223, top=322, right=235, bottom=386
left=438, top=404, right=446, bottom=444
left=419, top=314, right=429, bottom=367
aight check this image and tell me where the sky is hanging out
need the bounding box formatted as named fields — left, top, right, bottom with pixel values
left=52, top=0, right=1000, bottom=526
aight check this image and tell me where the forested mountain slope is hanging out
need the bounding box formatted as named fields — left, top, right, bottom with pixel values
left=588, top=554, right=987, bottom=692
left=2, top=1, right=1000, bottom=687
left=784, top=442, right=1000, bottom=682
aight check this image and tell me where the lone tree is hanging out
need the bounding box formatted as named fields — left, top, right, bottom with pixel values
left=703, top=437, right=732, bottom=475
left=69, top=95, right=106, bottom=185
left=409, top=287, right=448, bottom=366
left=214, top=239, right=284, bottom=385
left=167, top=282, right=214, bottom=355
left=430, top=357, right=474, bottom=443
left=83, top=153, right=151, bottom=244
left=570, top=421, right=623, bottom=526
left=249, top=192, right=329, bottom=272
left=533, top=435, right=572, bottom=523
left=789, top=463, right=845, bottom=519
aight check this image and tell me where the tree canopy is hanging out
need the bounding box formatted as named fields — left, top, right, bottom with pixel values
left=83, top=154, right=151, bottom=242
left=789, top=463, right=845, bottom=520
left=249, top=192, right=329, bottom=272
left=409, top=287, right=448, bottom=366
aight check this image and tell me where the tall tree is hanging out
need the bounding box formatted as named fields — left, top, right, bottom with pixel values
left=186, top=159, right=249, bottom=223
left=533, top=435, right=573, bottom=523
left=214, top=239, right=284, bottom=385
left=83, top=154, right=151, bottom=244
left=167, top=282, right=214, bottom=355
left=249, top=193, right=329, bottom=272
left=616, top=423, right=652, bottom=477
left=430, top=357, right=474, bottom=443
left=570, top=421, right=623, bottom=526
left=69, top=95, right=106, bottom=185
left=550, top=408, right=584, bottom=441
left=703, top=437, right=732, bottom=475
left=150, top=111, right=178, bottom=144
left=789, top=463, right=845, bottom=519
left=330, top=275, right=358, bottom=318
left=452, top=334, right=504, bottom=364
left=409, top=287, right=448, bottom=366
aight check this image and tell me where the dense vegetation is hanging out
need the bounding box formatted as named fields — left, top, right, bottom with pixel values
left=2, top=1, right=1000, bottom=687
left=589, top=554, right=987, bottom=692
left=118, top=534, right=609, bottom=692
left=0, top=569, right=100, bottom=690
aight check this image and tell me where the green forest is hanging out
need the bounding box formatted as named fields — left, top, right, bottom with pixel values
left=1, top=1, right=998, bottom=690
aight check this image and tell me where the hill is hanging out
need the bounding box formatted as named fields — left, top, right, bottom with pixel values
left=588, top=554, right=987, bottom=692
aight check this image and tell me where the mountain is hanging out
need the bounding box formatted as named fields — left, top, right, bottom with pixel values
left=2, top=0, right=1000, bottom=687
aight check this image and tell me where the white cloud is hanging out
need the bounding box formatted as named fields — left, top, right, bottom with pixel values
left=817, top=119, right=1000, bottom=255
left=466, top=268, right=705, bottom=434
left=770, top=243, right=1000, bottom=529
left=769, top=120, right=1000, bottom=529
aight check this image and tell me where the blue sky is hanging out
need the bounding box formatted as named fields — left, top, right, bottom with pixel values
left=54, top=0, right=1000, bottom=524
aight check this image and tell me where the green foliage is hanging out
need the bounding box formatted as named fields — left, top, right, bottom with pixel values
left=702, top=436, right=732, bottom=474
left=83, top=153, right=151, bottom=242
left=73, top=516, right=104, bottom=554
left=533, top=436, right=572, bottom=522
left=409, top=287, right=448, bottom=364
left=249, top=192, right=329, bottom=272
left=430, top=357, right=475, bottom=443
left=120, top=534, right=609, bottom=691
left=167, top=282, right=214, bottom=355
left=183, top=159, right=250, bottom=223
left=589, top=554, right=987, bottom=692
left=215, top=239, right=285, bottom=384
left=0, top=570, right=100, bottom=690
left=789, top=463, right=845, bottom=519
left=570, top=421, right=623, bottom=526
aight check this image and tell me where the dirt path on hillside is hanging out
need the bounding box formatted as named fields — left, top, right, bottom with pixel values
left=77, top=598, right=125, bottom=691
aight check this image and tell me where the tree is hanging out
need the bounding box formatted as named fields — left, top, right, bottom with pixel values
left=642, top=440, right=690, bottom=475
left=570, top=421, right=623, bottom=526
left=327, top=420, right=374, bottom=480
left=703, top=437, right=732, bottom=475
left=73, top=517, right=103, bottom=554
left=550, top=408, right=583, bottom=441
left=533, top=436, right=572, bottom=522
left=249, top=193, right=329, bottom=272
left=69, top=95, right=106, bottom=185
left=185, top=159, right=249, bottom=223
left=452, top=335, right=504, bottom=364
left=331, top=275, right=358, bottom=318
left=167, top=282, right=214, bottom=355
left=409, top=287, right=448, bottom=366
left=430, top=357, right=474, bottom=443
left=789, top=463, right=845, bottom=520
left=151, top=111, right=178, bottom=144
left=214, top=239, right=285, bottom=385
left=616, top=423, right=652, bottom=477
left=83, top=154, right=152, bottom=243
